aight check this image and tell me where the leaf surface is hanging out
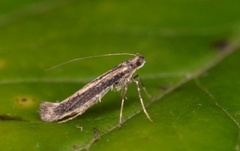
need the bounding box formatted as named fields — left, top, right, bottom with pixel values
left=0, top=0, right=240, bottom=150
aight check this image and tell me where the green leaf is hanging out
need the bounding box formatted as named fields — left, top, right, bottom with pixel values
left=0, top=0, right=240, bottom=150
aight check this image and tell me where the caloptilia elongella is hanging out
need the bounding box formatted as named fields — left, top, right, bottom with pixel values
left=40, top=53, right=153, bottom=124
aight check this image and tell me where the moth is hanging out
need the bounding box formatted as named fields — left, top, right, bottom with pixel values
left=40, top=53, right=153, bottom=124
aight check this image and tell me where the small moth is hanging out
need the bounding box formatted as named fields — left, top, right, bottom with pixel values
left=40, top=53, right=153, bottom=124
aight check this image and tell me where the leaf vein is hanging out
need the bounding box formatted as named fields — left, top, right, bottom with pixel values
left=194, top=79, right=240, bottom=151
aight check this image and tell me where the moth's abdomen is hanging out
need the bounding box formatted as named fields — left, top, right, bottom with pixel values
left=40, top=101, right=59, bottom=122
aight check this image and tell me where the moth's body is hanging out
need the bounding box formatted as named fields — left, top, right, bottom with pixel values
left=40, top=54, right=152, bottom=123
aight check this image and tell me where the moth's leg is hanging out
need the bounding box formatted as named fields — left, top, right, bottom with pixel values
left=133, top=75, right=153, bottom=100
left=133, top=75, right=153, bottom=122
left=58, top=112, right=82, bottom=123
left=119, top=85, right=128, bottom=125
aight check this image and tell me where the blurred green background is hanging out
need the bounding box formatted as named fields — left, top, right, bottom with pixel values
left=0, top=0, right=240, bottom=150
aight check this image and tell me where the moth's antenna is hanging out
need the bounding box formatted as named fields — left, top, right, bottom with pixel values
left=46, top=53, right=136, bottom=71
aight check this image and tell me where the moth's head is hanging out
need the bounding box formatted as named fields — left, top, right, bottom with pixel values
left=127, top=53, right=145, bottom=69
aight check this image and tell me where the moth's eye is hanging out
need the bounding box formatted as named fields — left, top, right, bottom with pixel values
left=136, top=59, right=142, bottom=66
